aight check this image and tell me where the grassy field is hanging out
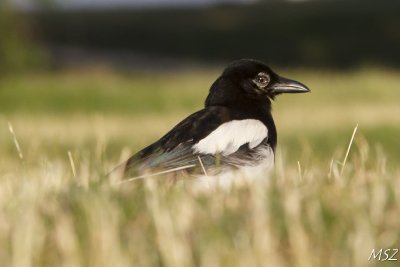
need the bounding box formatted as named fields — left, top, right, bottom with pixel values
left=0, top=67, right=399, bottom=267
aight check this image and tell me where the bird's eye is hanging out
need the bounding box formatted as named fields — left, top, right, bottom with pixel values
left=254, top=74, right=270, bottom=87
left=257, top=76, right=268, bottom=84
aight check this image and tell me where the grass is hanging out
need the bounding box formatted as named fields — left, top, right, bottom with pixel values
left=0, top=67, right=399, bottom=267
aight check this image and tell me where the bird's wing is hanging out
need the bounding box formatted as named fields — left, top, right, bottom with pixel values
left=121, top=106, right=270, bottom=179
left=122, top=106, right=231, bottom=178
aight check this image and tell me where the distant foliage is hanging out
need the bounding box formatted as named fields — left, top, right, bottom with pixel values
left=33, top=0, right=400, bottom=68
left=0, top=3, right=46, bottom=73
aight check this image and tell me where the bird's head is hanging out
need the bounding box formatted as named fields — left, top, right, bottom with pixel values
left=205, top=59, right=310, bottom=107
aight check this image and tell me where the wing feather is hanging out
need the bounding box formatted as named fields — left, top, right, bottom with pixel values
left=122, top=107, right=230, bottom=177
left=120, top=107, right=272, bottom=179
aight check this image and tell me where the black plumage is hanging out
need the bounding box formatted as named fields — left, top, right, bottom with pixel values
left=116, top=59, right=310, bottom=179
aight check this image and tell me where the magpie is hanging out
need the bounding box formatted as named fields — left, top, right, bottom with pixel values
left=115, top=59, right=310, bottom=183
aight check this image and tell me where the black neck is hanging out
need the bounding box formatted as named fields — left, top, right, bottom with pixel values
left=205, top=78, right=277, bottom=151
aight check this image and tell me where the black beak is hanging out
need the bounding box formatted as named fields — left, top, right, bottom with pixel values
left=270, top=76, right=310, bottom=94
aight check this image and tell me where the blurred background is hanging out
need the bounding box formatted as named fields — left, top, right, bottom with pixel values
left=1, top=0, right=399, bottom=166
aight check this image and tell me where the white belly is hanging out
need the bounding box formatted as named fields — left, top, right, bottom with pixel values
left=188, top=145, right=274, bottom=191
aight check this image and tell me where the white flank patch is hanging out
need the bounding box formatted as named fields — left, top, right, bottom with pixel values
left=189, top=145, right=275, bottom=192
left=192, top=119, right=268, bottom=155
